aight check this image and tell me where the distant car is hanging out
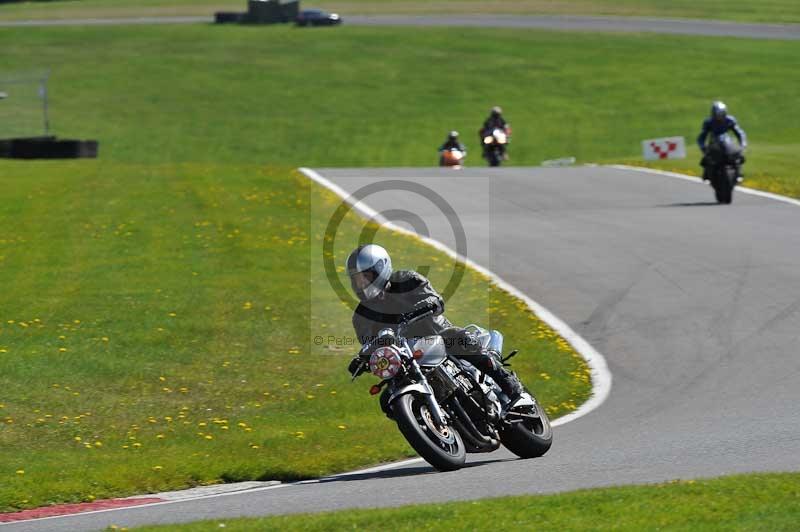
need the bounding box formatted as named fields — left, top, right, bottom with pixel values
left=295, top=9, right=342, bottom=27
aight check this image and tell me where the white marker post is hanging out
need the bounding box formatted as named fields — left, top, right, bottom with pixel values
left=642, top=136, right=686, bottom=161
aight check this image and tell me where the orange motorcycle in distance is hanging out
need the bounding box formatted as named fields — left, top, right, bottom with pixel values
left=439, top=148, right=466, bottom=168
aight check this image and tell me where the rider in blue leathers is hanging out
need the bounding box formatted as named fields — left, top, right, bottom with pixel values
left=697, top=101, right=747, bottom=181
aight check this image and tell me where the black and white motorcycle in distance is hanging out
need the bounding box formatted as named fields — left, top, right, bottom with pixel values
left=481, top=128, right=509, bottom=167
left=704, top=133, right=744, bottom=204
left=350, top=311, right=553, bottom=471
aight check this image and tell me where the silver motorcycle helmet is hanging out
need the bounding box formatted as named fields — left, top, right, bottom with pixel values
left=711, top=101, right=727, bottom=120
left=346, top=244, right=393, bottom=301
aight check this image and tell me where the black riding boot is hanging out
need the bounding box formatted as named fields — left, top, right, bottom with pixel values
left=484, top=354, right=524, bottom=402
left=700, top=156, right=710, bottom=181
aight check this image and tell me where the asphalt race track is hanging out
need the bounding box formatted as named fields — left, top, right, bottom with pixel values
left=1, top=14, right=798, bottom=40
left=7, top=165, right=800, bottom=531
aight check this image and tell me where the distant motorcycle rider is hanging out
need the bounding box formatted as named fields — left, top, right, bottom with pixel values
left=439, top=130, right=467, bottom=153
left=697, top=101, right=747, bottom=181
left=346, top=244, right=524, bottom=402
left=479, top=106, right=511, bottom=160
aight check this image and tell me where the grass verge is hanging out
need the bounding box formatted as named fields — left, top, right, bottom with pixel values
left=1, top=23, right=798, bottom=511
left=2, top=0, right=800, bottom=24
left=0, top=161, right=589, bottom=511
left=1, top=25, right=797, bottom=193
left=132, top=471, right=800, bottom=531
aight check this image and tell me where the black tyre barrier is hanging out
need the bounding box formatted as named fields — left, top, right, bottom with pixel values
left=0, top=137, right=99, bottom=159
left=214, top=12, right=246, bottom=24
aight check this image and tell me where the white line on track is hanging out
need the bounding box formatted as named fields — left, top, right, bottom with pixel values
left=608, top=164, right=800, bottom=208
left=298, top=166, right=613, bottom=428
left=30, top=160, right=795, bottom=525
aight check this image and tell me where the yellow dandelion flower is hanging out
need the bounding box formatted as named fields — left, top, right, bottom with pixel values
left=337, top=425, right=347, bottom=430
left=152, top=466, right=163, bottom=471
left=15, top=470, right=24, bottom=475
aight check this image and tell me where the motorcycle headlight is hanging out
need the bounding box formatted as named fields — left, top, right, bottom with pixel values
left=369, top=346, right=403, bottom=380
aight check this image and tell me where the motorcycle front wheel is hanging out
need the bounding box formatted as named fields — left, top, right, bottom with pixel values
left=499, top=400, right=553, bottom=458
left=393, top=393, right=466, bottom=471
left=713, top=167, right=735, bottom=204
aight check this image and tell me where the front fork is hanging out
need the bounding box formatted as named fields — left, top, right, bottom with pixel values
left=410, top=359, right=447, bottom=427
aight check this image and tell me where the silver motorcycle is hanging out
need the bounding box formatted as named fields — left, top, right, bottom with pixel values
left=351, top=311, right=552, bottom=471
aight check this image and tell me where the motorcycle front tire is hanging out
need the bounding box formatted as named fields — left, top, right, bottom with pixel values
left=393, top=393, right=466, bottom=471
left=713, top=167, right=735, bottom=204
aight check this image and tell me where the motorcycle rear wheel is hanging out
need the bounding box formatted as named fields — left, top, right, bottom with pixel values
left=499, top=401, right=553, bottom=458
left=394, top=393, right=466, bottom=471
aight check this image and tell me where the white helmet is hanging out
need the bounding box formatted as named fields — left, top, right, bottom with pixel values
left=711, top=101, right=727, bottom=120
left=346, top=244, right=392, bottom=301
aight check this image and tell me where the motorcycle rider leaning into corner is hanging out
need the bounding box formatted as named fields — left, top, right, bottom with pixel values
left=346, top=244, right=525, bottom=403
left=479, top=106, right=511, bottom=160
left=697, top=101, right=748, bottom=182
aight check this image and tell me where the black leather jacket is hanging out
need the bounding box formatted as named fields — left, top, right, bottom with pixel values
left=352, top=270, right=451, bottom=346
left=439, top=139, right=467, bottom=152
left=481, top=115, right=508, bottom=133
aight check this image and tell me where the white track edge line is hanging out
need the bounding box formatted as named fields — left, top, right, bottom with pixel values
left=3, top=165, right=615, bottom=527
left=607, top=164, right=800, bottom=208
left=1, top=458, right=432, bottom=527
left=298, top=166, right=612, bottom=429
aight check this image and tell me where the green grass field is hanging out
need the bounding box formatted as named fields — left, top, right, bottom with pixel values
left=2, top=25, right=798, bottom=194
left=133, top=472, right=800, bottom=531
left=2, top=0, right=800, bottom=23
left=0, top=161, right=590, bottom=511
left=1, top=23, right=799, bottom=514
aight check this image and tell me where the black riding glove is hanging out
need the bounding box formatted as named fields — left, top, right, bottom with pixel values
left=348, top=357, right=367, bottom=377
left=402, top=302, right=438, bottom=323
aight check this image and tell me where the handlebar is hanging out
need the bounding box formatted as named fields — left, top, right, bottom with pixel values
left=397, top=308, right=435, bottom=336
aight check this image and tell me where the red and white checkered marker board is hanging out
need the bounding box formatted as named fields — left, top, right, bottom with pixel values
left=642, top=136, right=686, bottom=161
